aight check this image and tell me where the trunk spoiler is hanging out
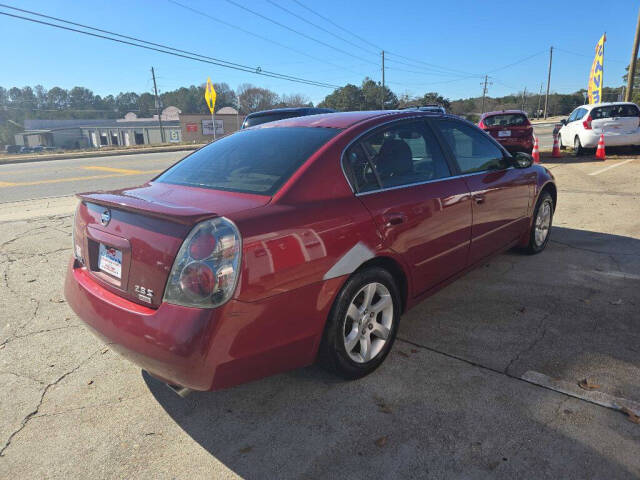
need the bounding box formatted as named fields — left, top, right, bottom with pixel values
left=77, top=192, right=218, bottom=225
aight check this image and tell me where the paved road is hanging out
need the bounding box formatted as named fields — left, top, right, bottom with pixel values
left=0, top=151, right=187, bottom=203
left=533, top=123, right=557, bottom=149
left=1, top=153, right=639, bottom=478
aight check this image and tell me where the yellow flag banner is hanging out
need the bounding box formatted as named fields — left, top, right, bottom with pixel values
left=204, top=77, right=216, bottom=114
left=587, top=34, right=606, bottom=104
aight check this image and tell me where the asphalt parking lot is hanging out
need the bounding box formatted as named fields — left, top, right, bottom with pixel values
left=1, top=152, right=639, bottom=479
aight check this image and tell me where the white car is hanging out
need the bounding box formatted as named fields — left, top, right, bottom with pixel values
left=558, top=102, right=640, bottom=155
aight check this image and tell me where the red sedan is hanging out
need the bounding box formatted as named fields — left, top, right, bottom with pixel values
left=478, top=110, right=535, bottom=154
left=65, top=111, right=556, bottom=394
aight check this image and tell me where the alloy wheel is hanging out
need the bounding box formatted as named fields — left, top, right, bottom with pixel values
left=534, top=200, right=552, bottom=246
left=343, top=282, right=394, bottom=363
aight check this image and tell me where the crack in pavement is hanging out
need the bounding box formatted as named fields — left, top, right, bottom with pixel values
left=394, top=334, right=618, bottom=415
left=550, top=239, right=640, bottom=257
left=0, top=371, right=48, bottom=386
left=0, top=348, right=101, bottom=457
left=504, top=310, right=553, bottom=376
left=0, top=324, right=82, bottom=349
left=32, top=393, right=148, bottom=420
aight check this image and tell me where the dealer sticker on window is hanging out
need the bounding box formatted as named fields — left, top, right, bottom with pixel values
left=98, top=244, right=122, bottom=279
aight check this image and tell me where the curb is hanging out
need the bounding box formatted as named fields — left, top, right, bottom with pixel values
left=0, top=144, right=206, bottom=165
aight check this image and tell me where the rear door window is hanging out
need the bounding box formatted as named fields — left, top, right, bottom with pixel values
left=436, top=119, right=509, bottom=174
left=356, top=121, right=451, bottom=189
left=157, top=127, right=338, bottom=195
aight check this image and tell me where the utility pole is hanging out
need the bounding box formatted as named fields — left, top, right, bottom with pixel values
left=381, top=50, right=385, bottom=110
left=625, top=8, right=640, bottom=101
left=151, top=67, right=165, bottom=143
left=536, top=83, right=543, bottom=119
left=521, top=86, right=527, bottom=112
left=543, top=46, right=553, bottom=119
left=480, top=75, right=491, bottom=113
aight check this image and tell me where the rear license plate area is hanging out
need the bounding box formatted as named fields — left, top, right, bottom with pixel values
left=498, top=130, right=511, bottom=137
left=98, top=243, right=122, bottom=279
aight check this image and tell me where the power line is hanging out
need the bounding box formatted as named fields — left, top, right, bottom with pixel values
left=292, top=0, right=383, bottom=52
left=0, top=6, right=340, bottom=89
left=265, top=0, right=379, bottom=56
left=167, top=0, right=370, bottom=80
left=291, top=0, right=480, bottom=78
left=223, top=0, right=378, bottom=67
left=486, top=50, right=546, bottom=73
left=555, top=47, right=626, bottom=64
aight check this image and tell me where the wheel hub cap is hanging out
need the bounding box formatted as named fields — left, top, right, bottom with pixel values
left=534, top=201, right=552, bottom=246
left=343, top=282, right=394, bottom=363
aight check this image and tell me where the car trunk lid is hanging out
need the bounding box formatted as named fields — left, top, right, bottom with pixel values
left=74, top=182, right=269, bottom=307
left=591, top=105, right=640, bottom=135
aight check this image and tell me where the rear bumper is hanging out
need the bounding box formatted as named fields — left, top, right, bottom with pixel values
left=582, top=131, right=640, bottom=148
left=64, top=258, right=342, bottom=391
left=496, top=137, right=533, bottom=152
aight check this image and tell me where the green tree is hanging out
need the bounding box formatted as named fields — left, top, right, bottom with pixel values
left=318, top=84, right=364, bottom=111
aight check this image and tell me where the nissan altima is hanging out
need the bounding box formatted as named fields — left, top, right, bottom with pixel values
left=65, top=110, right=556, bottom=394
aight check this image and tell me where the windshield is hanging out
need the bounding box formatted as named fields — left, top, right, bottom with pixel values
left=156, top=127, right=339, bottom=195
left=483, top=114, right=528, bottom=127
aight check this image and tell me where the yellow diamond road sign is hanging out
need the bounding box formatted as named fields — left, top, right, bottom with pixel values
left=205, top=77, right=216, bottom=114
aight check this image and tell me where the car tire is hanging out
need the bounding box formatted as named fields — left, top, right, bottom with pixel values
left=318, top=267, right=401, bottom=379
left=525, top=191, right=554, bottom=254
left=558, top=134, right=566, bottom=150
left=574, top=136, right=585, bottom=156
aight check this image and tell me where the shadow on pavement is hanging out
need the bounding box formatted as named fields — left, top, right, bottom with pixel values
left=540, top=146, right=639, bottom=164
left=145, top=226, right=640, bottom=479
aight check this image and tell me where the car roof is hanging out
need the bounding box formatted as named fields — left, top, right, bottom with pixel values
left=252, top=110, right=451, bottom=129
left=244, top=107, right=335, bottom=118
left=577, top=102, right=638, bottom=110
left=481, top=109, right=527, bottom=118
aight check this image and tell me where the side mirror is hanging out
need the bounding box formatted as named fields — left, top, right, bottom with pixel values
left=512, top=152, right=533, bottom=169
left=560, top=119, right=567, bottom=125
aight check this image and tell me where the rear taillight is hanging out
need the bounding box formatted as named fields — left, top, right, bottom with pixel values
left=583, top=115, right=592, bottom=130
left=72, top=202, right=84, bottom=264
left=163, top=217, right=241, bottom=308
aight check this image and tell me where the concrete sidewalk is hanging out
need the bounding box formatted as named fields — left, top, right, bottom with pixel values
left=0, top=143, right=205, bottom=166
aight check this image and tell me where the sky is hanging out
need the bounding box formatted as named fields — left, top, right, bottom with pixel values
left=0, top=0, right=636, bottom=105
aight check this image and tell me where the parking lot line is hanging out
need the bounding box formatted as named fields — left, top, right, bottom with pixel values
left=588, top=159, right=635, bottom=176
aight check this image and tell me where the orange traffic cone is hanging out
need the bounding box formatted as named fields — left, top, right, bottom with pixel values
left=595, top=134, right=606, bottom=160
left=531, top=136, right=540, bottom=163
left=551, top=133, right=562, bottom=158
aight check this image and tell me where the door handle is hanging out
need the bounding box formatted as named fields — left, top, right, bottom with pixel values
left=382, top=212, right=406, bottom=227
left=473, top=194, right=485, bottom=205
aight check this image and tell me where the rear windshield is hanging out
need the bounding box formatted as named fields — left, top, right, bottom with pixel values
left=242, top=113, right=301, bottom=128
left=483, top=114, right=528, bottom=127
left=591, top=104, right=640, bottom=119
left=156, top=127, right=339, bottom=195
